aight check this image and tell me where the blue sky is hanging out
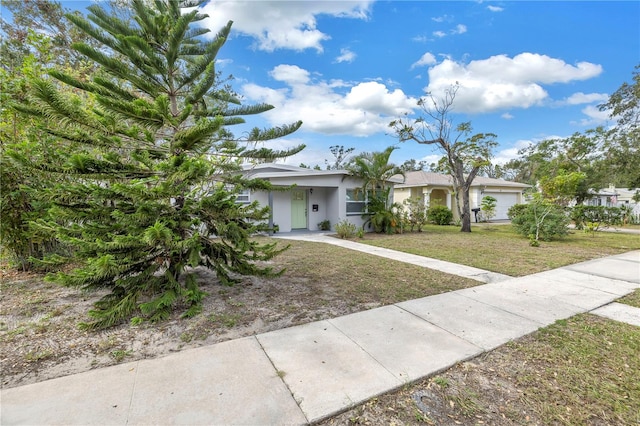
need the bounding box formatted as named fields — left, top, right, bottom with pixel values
left=65, top=1, right=639, bottom=169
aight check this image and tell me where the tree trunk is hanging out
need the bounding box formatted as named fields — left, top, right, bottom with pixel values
left=460, top=187, right=472, bottom=232
left=452, top=162, right=472, bottom=232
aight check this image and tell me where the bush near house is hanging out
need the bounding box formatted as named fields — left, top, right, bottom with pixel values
left=571, top=205, right=623, bottom=229
left=401, top=197, right=428, bottom=232
left=427, top=205, right=453, bottom=225
left=335, top=219, right=357, bottom=239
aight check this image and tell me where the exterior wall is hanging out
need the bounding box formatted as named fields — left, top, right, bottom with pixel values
left=308, top=187, right=329, bottom=231
left=325, top=187, right=341, bottom=230
left=394, top=187, right=412, bottom=205
left=272, top=190, right=293, bottom=232
left=245, top=174, right=371, bottom=232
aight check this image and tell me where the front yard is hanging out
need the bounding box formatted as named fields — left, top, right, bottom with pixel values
left=358, top=223, right=640, bottom=276
left=1, top=225, right=639, bottom=424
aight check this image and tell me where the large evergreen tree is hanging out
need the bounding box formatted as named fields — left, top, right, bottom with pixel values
left=12, top=0, right=303, bottom=329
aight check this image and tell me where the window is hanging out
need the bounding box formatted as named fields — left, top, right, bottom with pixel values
left=236, top=189, right=250, bottom=204
left=346, top=188, right=367, bottom=214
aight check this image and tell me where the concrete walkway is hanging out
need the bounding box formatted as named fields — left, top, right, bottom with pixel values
left=275, top=233, right=511, bottom=283
left=1, top=246, right=639, bottom=425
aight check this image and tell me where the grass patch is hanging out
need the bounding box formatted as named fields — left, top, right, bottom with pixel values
left=511, top=314, right=640, bottom=424
left=271, top=239, right=480, bottom=304
left=357, top=224, right=640, bottom=276
left=321, top=314, right=640, bottom=425
left=618, top=289, right=640, bottom=308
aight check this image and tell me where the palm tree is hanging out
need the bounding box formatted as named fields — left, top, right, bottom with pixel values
left=347, top=146, right=405, bottom=201
left=347, top=146, right=405, bottom=233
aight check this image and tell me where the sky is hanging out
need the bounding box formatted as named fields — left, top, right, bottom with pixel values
left=65, top=1, right=639, bottom=170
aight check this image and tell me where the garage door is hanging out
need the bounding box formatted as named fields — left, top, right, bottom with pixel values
left=482, top=192, right=518, bottom=220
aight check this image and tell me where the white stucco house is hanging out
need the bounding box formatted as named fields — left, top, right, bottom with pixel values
left=393, top=171, right=531, bottom=221
left=239, top=163, right=397, bottom=233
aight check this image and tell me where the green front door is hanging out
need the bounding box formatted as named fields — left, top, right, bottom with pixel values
left=291, top=190, right=307, bottom=229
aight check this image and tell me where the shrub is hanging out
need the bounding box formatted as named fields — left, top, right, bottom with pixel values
left=507, top=203, right=528, bottom=220
left=427, top=205, right=453, bottom=225
left=364, top=193, right=402, bottom=234
left=335, top=219, right=357, bottom=239
left=571, top=205, right=623, bottom=230
left=511, top=199, right=570, bottom=243
left=317, top=220, right=331, bottom=231
left=480, top=195, right=497, bottom=222
left=402, top=197, right=428, bottom=232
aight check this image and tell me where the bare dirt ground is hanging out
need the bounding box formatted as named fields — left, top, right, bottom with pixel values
left=1, top=237, right=479, bottom=391
left=0, top=266, right=361, bottom=389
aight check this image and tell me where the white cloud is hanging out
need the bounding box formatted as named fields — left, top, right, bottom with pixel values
left=431, top=15, right=452, bottom=23
left=198, top=1, right=373, bottom=52
left=432, top=24, right=466, bottom=38
left=493, top=139, right=533, bottom=165
left=487, top=5, right=504, bottom=12
left=424, top=53, right=603, bottom=113
left=452, top=24, right=467, bottom=34
left=270, top=64, right=311, bottom=85
left=501, top=112, right=514, bottom=119
left=411, top=52, right=437, bottom=69
left=564, top=92, right=609, bottom=105
left=418, top=154, right=444, bottom=167
left=335, top=48, right=357, bottom=63
left=242, top=66, right=417, bottom=137
left=572, top=105, right=611, bottom=126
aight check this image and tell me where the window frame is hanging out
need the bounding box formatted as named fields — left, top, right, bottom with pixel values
left=346, top=188, right=369, bottom=215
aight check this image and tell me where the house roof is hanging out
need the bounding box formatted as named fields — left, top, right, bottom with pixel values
left=242, top=163, right=350, bottom=179
left=241, top=163, right=402, bottom=183
left=395, top=171, right=531, bottom=189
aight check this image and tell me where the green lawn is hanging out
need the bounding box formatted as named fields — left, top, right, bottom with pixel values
left=357, top=224, right=640, bottom=276
left=619, top=289, right=640, bottom=308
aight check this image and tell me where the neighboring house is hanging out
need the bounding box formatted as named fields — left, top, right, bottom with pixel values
left=585, top=188, right=619, bottom=207
left=394, top=171, right=531, bottom=221
left=239, top=163, right=396, bottom=233
left=585, top=185, right=639, bottom=208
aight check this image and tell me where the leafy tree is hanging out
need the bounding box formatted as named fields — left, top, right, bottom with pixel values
left=505, top=66, right=640, bottom=193
left=1, top=1, right=99, bottom=270
left=539, top=170, right=587, bottom=206
left=390, top=84, right=497, bottom=232
left=598, top=65, right=640, bottom=188
left=12, top=0, right=303, bottom=329
left=504, top=128, right=605, bottom=202
left=0, top=0, right=97, bottom=71
left=325, top=145, right=355, bottom=170
left=299, top=163, right=321, bottom=170
left=480, top=195, right=497, bottom=222
left=399, top=158, right=428, bottom=172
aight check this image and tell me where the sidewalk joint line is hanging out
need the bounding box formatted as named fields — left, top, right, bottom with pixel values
left=253, top=335, right=309, bottom=424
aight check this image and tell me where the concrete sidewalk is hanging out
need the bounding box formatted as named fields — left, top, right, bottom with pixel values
left=2, top=251, right=639, bottom=425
